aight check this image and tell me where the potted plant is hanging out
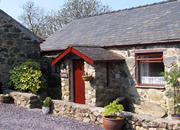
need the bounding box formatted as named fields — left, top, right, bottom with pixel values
left=82, top=72, right=92, bottom=81
left=160, top=64, right=180, bottom=120
left=102, top=99, right=124, bottom=130
left=0, top=93, right=10, bottom=103
left=42, top=97, right=52, bottom=114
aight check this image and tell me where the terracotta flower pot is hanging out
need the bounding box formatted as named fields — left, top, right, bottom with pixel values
left=103, top=115, right=124, bottom=130
left=171, top=114, right=180, bottom=120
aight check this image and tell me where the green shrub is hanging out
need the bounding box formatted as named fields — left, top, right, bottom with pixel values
left=102, top=99, right=124, bottom=117
left=43, top=97, right=52, bottom=107
left=9, top=60, right=46, bottom=93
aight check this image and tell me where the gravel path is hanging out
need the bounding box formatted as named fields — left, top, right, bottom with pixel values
left=0, top=103, right=104, bottom=130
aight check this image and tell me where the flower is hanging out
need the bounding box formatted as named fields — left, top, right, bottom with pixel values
left=83, top=72, right=91, bottom=76
left=0, top=94, right=10, bottom=97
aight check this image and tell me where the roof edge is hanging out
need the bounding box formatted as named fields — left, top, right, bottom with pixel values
left=40, top=49, right=65, bottom=53
left=51, top=46, right=94, bottom=66
left=76, top=0, right=178, bottom=20
left=101, top=39, right=180, bottom=48
left=40, top=45, right=101, bottom=52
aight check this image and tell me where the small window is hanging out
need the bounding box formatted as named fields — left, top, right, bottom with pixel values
left=136, top=53, right=165, bottom=86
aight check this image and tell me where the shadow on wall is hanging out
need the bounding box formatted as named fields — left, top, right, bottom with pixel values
left=0, top=82, right=2, bottom=94
left=106, top=61, right=141, bottom=113
left=119, top=61, right=141, bottom=113
left=41, top=57, right=62, bottom=100
left=92, top=62, right=141, bottom=112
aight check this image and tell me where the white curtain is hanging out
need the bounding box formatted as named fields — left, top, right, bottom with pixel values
left=140, top=63, right=165, bottom=85
left=141, top=76, right=165, bottom=84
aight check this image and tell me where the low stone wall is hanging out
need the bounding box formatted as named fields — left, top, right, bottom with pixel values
left=2, top=89, right=180, bottom=129
left=3, top=89, right=42, bottom=108
left=52, top=100, right=104, bottom=125
left=52, top=100, right=180, bottom=129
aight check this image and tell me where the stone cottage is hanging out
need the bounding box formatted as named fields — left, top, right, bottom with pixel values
left=0, top=10, right=43, bottom=89
left=40, top=0, right=180, bottom=117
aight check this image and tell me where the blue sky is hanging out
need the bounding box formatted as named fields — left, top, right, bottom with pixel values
left=0, top=0, right=163, bottom=21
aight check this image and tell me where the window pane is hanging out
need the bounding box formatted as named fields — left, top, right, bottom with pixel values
left=139, top=54, right=162, bottom=59
left=140, top=62, right=165, bottom=85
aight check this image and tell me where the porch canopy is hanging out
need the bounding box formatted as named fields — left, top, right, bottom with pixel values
left=51, top=46, right=124, bottom=65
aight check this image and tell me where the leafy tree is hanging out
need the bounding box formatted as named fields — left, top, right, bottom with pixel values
left=18, top=1, right=47, bottom=39
left=57, top=0, right=112, bottom=25
left=18, top=0, right=111, bottom=39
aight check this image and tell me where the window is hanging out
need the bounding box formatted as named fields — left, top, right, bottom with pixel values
left=136, top=53, right=165, bottom=86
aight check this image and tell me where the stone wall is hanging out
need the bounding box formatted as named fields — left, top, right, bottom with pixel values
left=0, top=11, right=42, bottom=89
left=52, top=100, right=104, bottom=125
left=60, top=59, right=126, bottom=107
left=108, top=43, right=180, bottom=117
left=60, top=59, right=72, bottom=102
left=3, top=89, right=46, bottom=108
left=84, top=62, right=125, bottom=107
left=58, top=43, right=180, bottom=117
left=52, top=100, right=180, bottom=129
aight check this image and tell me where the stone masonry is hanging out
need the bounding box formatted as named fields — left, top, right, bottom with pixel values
left=84, top=61, right=125, bottom=107
left=0, top=10, right=42, bottom=88
left=52, top=100, right=180, bottom=129
left=109, top=43, right=180, bottom=117
left=60, top=43, right=180, bottom=118
left=3, top=89, right=44, bottom=109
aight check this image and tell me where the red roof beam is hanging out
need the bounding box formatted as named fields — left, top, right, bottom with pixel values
left=51, top=46, right=72, bottom=66
left=71, top=47, right=94, bottom=64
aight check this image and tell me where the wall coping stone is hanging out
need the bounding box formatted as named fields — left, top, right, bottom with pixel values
left=52, top=100, right=104, bottom=113
left=4, top=89, right=38, bottom=100
left=3, top=89, right=41, bottom=108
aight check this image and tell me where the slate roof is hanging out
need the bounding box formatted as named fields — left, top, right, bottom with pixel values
left=73, top=46, right=124, bottom=62
left=51, top=46, right=124, bottom=65
left=0, top=9, right=43, bottom=43
left=41, top=0, right=180, bottom=51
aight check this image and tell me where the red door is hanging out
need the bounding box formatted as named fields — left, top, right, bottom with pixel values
left=73, top=59, right=85, bottom=104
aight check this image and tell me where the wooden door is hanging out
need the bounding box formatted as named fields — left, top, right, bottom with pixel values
left=73, top=59, right=85, bottom=104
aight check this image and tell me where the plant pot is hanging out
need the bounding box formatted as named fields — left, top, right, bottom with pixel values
left=0, top=95, right=10, bottom=103
left=171, top=114, right=180, bottom=120
left=42, top=107, right=50, bottom=114
left=82, top=76, right=92, bottom=81
left=103, top=115, right=124, bottom=130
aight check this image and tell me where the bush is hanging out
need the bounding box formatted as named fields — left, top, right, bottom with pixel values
left=9, top=60, right=46, bottom=93
left=43, top=97, right=52, bottom=107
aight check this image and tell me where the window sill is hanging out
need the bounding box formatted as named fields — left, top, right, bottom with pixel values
left=136, top=85, right=165, bottom=89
